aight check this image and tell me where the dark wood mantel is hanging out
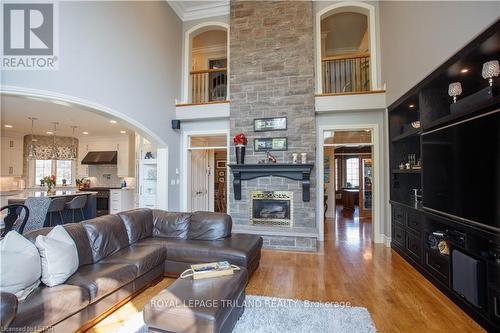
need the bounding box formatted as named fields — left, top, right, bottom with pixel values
left=228, top=163, right=314, bottom=202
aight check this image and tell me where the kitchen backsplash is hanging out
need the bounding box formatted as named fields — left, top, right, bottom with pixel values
left=0, top=177, right=24, bottom=191
left=88, top=165, right=121, bottom=187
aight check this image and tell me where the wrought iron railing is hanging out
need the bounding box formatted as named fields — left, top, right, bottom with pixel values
left=321, top=53, right=370, bottom=94
left=190, top=68, right=227, bottom=104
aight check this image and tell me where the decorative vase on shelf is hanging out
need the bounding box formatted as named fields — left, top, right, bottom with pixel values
left=233, top=133, right=248, bottom=165
left=235, top=145, right=246, bottom=164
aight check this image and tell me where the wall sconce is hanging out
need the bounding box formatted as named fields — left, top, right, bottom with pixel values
left=448, top=82, right=462, bottom=103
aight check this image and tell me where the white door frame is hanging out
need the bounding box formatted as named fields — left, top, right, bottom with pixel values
left=181, top=129, right=229, bottom=211
left=317, top=124, right=382, bottom=243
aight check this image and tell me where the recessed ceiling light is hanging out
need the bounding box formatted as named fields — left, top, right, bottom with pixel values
left=110, top=120, right=117, bottom=124
left=120, top=130, right=126, bottom=134
left=409, top=104, right=415, bottom=108
left=82, top=131, right=89, bottom=135
left=52, top=100, right=71, bottom=107
left=46, top=131, right=53, bottom=135
left=460, top=68, right=469, bottom=73
left=4, top=124, right=13, bottom=128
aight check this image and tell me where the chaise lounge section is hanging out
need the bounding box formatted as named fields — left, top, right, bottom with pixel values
left=0, top=209, right=262, bottom=332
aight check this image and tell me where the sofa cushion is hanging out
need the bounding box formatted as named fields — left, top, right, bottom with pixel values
left=99, top=245, right=166, bottom=276
left=8, top=284, right=89, bottom=330
left=24, top=223, right=93, bottom=266
left=65, top=263, right=137, bottom=303
left=35, top=226, right=79, bottom=287
left=118, top=208, right=153, bottom=244
left=162, top=234, right=262, bottom=268
left=0, top=231, right=41, bottom=300
left=0, top=292, right=18, bottom=329
left=187, top=212, right=232, bottom=240
left=82, top=215, right=130, bottom=262
left=152, top=210, right=191, bottom=239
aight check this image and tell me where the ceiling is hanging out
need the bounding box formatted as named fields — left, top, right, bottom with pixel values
left=1, top=94, right=133, bottom=138
left=168, top=1, right=229, bottom=21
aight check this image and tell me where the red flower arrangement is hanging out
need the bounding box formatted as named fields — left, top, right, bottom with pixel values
left=233, top=133, right=248, bottom=146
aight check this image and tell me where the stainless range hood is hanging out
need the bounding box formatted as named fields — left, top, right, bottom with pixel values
left=81, top=151, right=117, bottom=165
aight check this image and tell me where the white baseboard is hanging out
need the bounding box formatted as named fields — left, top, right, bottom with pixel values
left=382, top=234, right=392, bottom=247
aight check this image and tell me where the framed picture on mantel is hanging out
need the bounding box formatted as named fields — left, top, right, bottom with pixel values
left=254, top=117, right=287, bottom=132
left=254, top=137, right=288, bottom=152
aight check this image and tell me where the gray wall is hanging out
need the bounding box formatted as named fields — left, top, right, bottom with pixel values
left=2, top=1, right=183, bottom=209
left=380, top=1, right=500, bottom=105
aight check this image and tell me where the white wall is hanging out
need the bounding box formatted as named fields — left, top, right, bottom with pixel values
left=316, top=109, right=390, bottom=242
left=380, top=1, right=500, bottom=106
left=1, top=1, right=183, bottom=209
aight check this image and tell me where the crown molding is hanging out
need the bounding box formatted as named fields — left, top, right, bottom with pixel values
left=167, top=1, right=229, bottom=21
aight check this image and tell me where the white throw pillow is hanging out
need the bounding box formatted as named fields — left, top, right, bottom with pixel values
left=0, top=231, right=41, bottom=300
left=35, top=225, right=79, bottom=287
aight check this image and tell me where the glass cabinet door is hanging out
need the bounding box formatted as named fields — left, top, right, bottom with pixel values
left=362, top=158, right=372, bottom=210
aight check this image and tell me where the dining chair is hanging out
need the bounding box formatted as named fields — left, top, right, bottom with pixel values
left=0, top=204, right=29, bottom=237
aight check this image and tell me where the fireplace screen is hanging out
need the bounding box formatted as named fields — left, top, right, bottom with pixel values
left=250, top=191, right=293, bottom=226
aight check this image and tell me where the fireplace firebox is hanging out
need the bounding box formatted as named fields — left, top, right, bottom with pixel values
left=250, top=191, right=293, bottom=226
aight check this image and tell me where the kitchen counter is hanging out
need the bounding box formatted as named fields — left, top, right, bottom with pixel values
left=7, top=190, right=98, bottom=201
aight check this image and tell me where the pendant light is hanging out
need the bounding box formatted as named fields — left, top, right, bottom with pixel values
left=27, top=117, right=38, bottom=160
left=50, top=122, right=59, bottom=160
left=70, top=126, right=78, bottom=160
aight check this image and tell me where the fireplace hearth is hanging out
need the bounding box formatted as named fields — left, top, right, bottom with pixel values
left=250, top=191, right=293, bottom=226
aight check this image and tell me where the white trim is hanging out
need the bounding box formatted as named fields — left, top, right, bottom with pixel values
left=181, top=129, right=229, bottom=211
left=182, top=22, right=229, bottom=104
left=382, top=234, right=392, bottom=247
left=317, top=124, right=382, bottom=244
left=168, top=1, right=229, bottom=21
left=315, top=2, right=379, bottom=93
left=156, top=148, right=169, bottom=210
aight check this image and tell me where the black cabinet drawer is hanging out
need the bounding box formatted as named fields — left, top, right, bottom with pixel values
left=392, top=205, right=406, bottom=225
left=406, top=233, right=422, bottom=261
left=490, top=289, right=500, bottom=326
left=425, top=250, right=450, bottom=285
left=407, top=211, right=422, bottom=234
left=392, top=224, right=405, bottom=249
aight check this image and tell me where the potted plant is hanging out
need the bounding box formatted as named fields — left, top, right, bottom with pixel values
left=233, top=133, right=248, bottom=164
left=43, top=175, right=56, bottom=195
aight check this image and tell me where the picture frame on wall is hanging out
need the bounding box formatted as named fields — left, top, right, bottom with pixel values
left=254, top=117, right=287, bottom=132
left=254, top=137, right=288, bottom=152
left=216, top=161, right=226, bottom=169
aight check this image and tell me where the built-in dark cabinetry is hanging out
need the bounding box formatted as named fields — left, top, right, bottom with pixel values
left=388, top=20, right=500, bottom=332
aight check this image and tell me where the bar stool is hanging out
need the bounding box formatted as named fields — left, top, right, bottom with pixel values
left=47, top=197, right=66, bottom=226
left=64, top=195, right=87, bottom=223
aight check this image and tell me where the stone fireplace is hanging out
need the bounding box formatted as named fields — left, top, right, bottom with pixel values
left=250, top=191, right=293, bottom=226
left=228, top=1, right=317, bottom=251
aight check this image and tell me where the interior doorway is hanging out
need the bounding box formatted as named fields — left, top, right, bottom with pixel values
left=321, top=128, right=376, bottom=243
left=187, top=134, right=227, bottom=212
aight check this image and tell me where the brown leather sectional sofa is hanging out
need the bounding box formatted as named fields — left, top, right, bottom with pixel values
left=0, top=209, right=263, bottom=332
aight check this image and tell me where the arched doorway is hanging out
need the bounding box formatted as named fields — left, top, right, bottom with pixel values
left=315, top=2, right=378, bottom=94
left=183, top=22, right=229, bottom=103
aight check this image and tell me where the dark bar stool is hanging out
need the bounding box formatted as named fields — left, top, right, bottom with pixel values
left=64, top=195, right=87, bottom=223
left=47, top=197, right=66, bottom=226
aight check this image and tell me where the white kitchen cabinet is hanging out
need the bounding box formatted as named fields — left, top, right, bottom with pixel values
left=1, top=136, right=24, bottom=177
left=116, top=134, right=135, bottom=178
left=136, top=135, right=157, bottom=209
left=109, top=189, right=135, bottom=214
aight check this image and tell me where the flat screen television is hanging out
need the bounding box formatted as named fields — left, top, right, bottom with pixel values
left=422, top=109, right=500, bottom=232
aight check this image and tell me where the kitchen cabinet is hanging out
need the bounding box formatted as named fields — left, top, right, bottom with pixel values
left=109, top=189, right=134, bottom=214
left=116, top=134, right=135, bottom=177
left=136, top=135, right=157, bottom=209
left=1, top=136, right=23, bottom=177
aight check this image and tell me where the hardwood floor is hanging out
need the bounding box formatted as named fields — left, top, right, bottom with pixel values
left=88, top=207, right=484, bottom=333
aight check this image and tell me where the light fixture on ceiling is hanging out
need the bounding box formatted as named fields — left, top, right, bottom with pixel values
left=70, top=126, right=78, bottom=160
left=50, top=122, right=59, bottom=160
left=460, top=68, right=469, bottom=73
left=27, top=117, right=38, bottom=160
left=46, top=131, right=53, bottom=135
left=4, top=124, right=13, bottom=128
left=409, top=104, right=415, bottom=109
left=120, top=130, right=126, bottom=134
left=82, top=131, right=89, bottom=135
left=52, top=100, right=71, bottom=107
left=110, top=120, right=117, bottom=124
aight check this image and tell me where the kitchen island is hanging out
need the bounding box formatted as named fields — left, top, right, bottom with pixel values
left=7, top=190, right=97, bottom=226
